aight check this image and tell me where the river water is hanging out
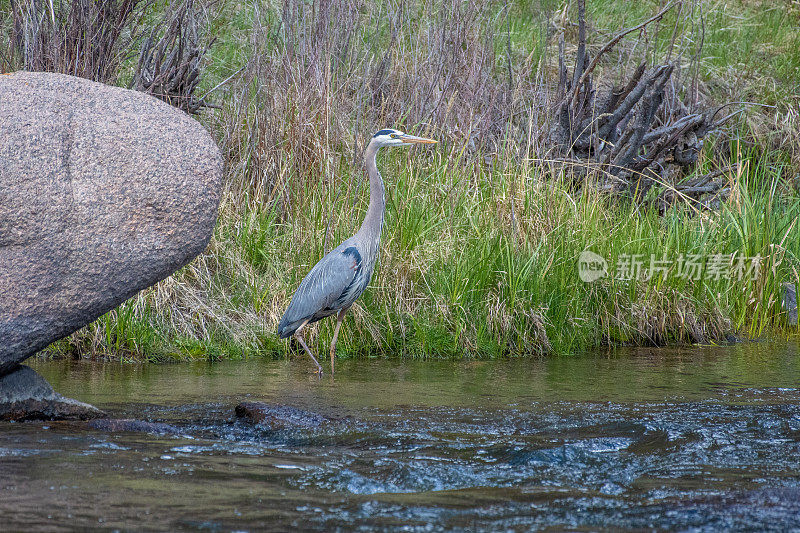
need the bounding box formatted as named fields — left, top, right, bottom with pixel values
left=2, top=341, right=800, bottom=531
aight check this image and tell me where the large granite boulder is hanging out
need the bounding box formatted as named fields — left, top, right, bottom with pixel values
left=0, top=72, right=222, bottom=374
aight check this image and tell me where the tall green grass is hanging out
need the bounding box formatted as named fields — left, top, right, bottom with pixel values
left=49, top=143, right=799, bottom=361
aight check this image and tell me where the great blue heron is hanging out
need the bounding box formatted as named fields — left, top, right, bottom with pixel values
left=277, top=128, right=437, bottom=374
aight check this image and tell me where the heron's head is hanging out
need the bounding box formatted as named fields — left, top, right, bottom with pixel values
left=371, top=128, right=437, bottom=147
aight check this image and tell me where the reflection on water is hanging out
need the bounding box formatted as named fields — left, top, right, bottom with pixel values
left=1, top=340, right=800, bottom=531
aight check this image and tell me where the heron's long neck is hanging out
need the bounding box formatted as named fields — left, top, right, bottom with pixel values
left=357, top=141, right=385, bottom=243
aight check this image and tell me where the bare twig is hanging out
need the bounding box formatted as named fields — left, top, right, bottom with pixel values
left=10, top=0, right=149, bottom=83
left=570, top=1, right=675, bottom=109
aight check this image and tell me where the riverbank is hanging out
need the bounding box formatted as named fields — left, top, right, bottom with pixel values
left=48, top=144, right=799, bottom=361
left=4, top=0, right=797, bottom=361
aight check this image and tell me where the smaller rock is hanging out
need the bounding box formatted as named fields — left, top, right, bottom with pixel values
left=88, top=418, right=181, bottom=434
left=235, top=402, right=328, bottom=430
left=784, top=283, right=798, bottom=326
left=0, top=365, right=105, bottom=421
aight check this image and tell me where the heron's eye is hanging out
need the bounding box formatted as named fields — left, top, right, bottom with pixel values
left=390, top=134, right=398, bottom=138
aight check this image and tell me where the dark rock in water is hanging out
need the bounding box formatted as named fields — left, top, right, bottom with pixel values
left=235, top=401, right=329, bottom=430
left=0, top=71, right=223, bottom=376
left=0, top=365, right=105, bottom=421
left=725, top=332, right=740, bottom=344
left=88, top=418, right=181, bottom=434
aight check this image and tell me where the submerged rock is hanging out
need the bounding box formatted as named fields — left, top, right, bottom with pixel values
left=235, top=401, right=329, bottom=430
left=0, top=365, right=105, bottom=421
left=0, top=71, right=223, bottom=375
left=88, top=418, right=181, bottom=434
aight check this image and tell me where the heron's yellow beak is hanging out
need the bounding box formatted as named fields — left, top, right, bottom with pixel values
left=401, top=134, right=437, bottom=144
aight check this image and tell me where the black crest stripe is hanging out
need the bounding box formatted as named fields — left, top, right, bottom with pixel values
left=343, top=246, right=362, bottom=265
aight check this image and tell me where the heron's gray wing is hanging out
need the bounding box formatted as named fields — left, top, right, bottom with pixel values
left=277, top=246, right=361, bottom=337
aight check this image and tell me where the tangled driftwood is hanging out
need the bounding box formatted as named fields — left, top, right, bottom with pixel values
left=131, top=0, right=216, bottom=114
left=552, top=0, right=736, bottom=205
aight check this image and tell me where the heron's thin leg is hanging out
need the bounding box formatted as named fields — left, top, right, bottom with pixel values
left=329, top=307, right=349, bottom=375
left=293, top=323, right=323, bottom=375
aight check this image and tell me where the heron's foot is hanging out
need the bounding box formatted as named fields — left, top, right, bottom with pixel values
left=329, top=307, right=347, bottom=377
left=294, top=331, right=324, bottom=377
